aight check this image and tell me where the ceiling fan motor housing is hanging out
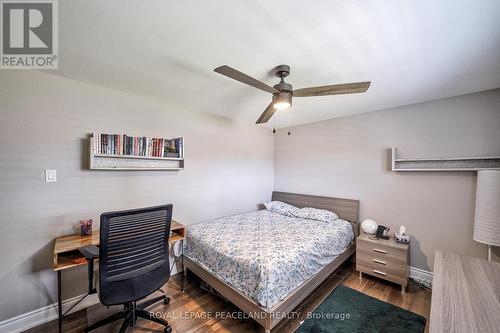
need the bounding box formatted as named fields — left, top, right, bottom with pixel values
left=273, top=82, right=293, bottom=92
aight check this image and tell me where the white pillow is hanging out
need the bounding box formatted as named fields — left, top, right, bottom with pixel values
left=264, top=201, right=299, bottom=217
left=294, top=207, right=339, bottom=223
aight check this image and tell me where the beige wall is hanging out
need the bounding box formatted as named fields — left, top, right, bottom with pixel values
left=274, top=89, right=500, bottom=271
left=0, top=71, right=274, bottom=321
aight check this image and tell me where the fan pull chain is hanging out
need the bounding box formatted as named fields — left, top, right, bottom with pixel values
left=273, top=128, right=276, bottom=133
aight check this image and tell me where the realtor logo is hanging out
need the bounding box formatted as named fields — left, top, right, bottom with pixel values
left=1, top=0, right=58, bottom=69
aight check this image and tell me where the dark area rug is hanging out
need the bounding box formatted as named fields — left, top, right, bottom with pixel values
left=295, top=285, right=426, bottom=333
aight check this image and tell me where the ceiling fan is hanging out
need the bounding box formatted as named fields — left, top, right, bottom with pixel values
left=214, top=64, right=371, bottom=124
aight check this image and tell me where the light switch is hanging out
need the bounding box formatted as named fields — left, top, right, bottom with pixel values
left=45, top=170, right=57, bottom=182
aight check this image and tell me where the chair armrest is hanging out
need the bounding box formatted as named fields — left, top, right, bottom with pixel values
left=79, top=245, right=99, bottom=259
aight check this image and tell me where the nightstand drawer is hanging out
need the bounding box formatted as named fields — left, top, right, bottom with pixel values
left=357, top=262, right=408, bottom=286
left=357, top=248, right=407, bottom=267
left=357, top=256, right=408, bottom=277
left=357, top=240, right=407, bottom=264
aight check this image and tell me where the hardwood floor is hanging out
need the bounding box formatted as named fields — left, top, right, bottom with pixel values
left=24, top=263, right=431, bottom=333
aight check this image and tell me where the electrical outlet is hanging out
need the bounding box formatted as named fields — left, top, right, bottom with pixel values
left=45, top=170, right=57, bottom=182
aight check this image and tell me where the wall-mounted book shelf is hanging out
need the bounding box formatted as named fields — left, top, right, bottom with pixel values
left=391, top=148, right=500, bottom=172
left=89, top=133, right=184, bottom=171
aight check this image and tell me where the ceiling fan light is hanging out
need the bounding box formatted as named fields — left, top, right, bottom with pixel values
left=274, top=102, right=291, bottom=110
left=273, top=92, right=292, bottom=110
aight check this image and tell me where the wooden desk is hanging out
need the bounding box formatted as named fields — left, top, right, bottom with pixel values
left=430, top=250, right=500, bottom=333
left=54, top=220, right=185, bottom=271
left=53, top=220, right=185, bottom=333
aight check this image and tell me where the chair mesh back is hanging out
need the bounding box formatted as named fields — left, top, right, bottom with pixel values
left=99, top=204, right=172, bottom=305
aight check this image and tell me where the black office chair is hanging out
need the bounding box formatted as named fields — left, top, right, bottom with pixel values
left=83, top=204, right=173, bottom=333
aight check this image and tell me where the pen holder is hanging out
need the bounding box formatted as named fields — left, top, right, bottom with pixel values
left=80, top=219, right=93, bottom=236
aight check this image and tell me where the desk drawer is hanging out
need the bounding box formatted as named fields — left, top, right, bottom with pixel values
left=357, top=241, right=407, bottom=264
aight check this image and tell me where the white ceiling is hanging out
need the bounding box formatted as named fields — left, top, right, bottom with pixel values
left=49, top=0, right=500, bottom=128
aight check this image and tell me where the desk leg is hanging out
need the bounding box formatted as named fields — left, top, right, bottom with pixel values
left=181, top=239, right=184, bottom=292
left=57, top=270, right=62, bottom=333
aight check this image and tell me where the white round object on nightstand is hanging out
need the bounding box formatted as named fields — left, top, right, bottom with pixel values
left=361, top=219, right=378, bottom=234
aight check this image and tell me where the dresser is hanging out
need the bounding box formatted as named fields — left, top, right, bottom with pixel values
left=429, top=250, right=500, bottom=333
left=356, top=233, right=409, bottom=292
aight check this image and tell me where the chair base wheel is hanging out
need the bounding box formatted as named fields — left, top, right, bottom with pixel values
left=164, top=326, right=172, bottom=333
left=164, top=297, right=170, bottom=305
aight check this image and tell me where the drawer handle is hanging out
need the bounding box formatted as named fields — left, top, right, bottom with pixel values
left=373, top=269, right=386, bottom=276
left=373, top=259, right=386, bottom=265
left=373, top=248, right=387, bottom=254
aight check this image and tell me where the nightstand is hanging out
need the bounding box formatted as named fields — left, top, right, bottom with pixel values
left=356, top=233, right=409, bottom=293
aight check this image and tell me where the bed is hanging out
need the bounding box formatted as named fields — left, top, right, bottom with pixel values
left=183, top=191, right=359, bottom=332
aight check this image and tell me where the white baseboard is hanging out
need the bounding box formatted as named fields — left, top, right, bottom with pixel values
left=0, top=293, right=100, bottom=333
left=409, top=266, right=433, bottom=284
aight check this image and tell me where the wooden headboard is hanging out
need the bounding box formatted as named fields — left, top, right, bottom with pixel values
left=271, top=191, right=360, bottom=236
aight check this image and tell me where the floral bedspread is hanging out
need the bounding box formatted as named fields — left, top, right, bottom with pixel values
left=183, top=210, right=354, bottom=309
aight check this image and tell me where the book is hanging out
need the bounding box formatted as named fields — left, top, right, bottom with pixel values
left=91, top=133, right=183, bottom=159
left=164, top=139, right=171, bottom=157
left=174, top=138, right=181, bottom=157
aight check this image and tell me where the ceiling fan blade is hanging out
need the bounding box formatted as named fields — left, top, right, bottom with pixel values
left=256, top=102, right=276, bottom=124
left=214, top=65, right=279, bottom=94
left=293, top=82, right=371, bottom=97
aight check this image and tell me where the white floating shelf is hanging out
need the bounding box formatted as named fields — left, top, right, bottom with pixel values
left=391, top=148, right=500, bottom=172
left=91, top=167, right=184, bottom=171
left=93, top=154, right=184, bottom=161
left=89, top=136, right=184, bottom=171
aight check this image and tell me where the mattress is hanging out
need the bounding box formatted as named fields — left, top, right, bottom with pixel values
left=183, top=209, right=354, bottom=309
